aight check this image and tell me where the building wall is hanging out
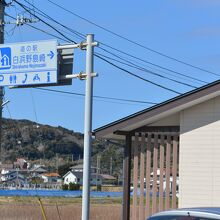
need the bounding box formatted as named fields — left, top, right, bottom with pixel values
left=64, top=173, right=103, bottom=186
left=90, top=177, right=102, bottom=186
left=64, top=173, right=77, bottom=184
left=179, top=96, right=220, bottom=207
left=77, top=177, right=102, bottom=186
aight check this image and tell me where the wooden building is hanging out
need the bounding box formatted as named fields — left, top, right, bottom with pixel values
left=94, top=80, right=220, bottom=220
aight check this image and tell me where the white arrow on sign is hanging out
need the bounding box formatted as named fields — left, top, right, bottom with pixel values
left=47, top=51, right=55, bottom=60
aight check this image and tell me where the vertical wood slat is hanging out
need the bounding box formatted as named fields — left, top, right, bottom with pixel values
left=129, top=132, right=179, bottom=220
left=123, top=135, right=132, bottom=220
left=139, top=133, right=145, bottom=220
left=165, top=135, right=171, bottom=209
left=159, top=135, right=165, bottom=212
left=172, top=135, right=178, bottom=209
left=152, top=134, right=158, bottom=214
left=145, top=134, right=151, bottom=218
left=132, top=133, right=139, bottom=220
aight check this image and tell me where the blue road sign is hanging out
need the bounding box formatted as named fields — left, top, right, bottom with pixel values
left=0, top=40, right=57, bottom=86
left=0, top=47, right=11, bottom=70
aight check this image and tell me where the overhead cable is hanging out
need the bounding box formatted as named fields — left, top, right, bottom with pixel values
left=5, top=13, right=70, bottom=42
left=18, top=0, right=208, bottom=86
left=97, top=47, right=204, bottom=86
left=45, top=0, right=220, bottom=77
left=22, top=0, right=86, bottom=40
left=11, top=2, right=187, bottom=94
left=95, top=54, right=182, bottom=95
left=13, top=0, right=77, bottom=43
left=95, top=52, right=198, bottom=89
left=99, top=45, right=208, bottom=84
left=35, top=88, right=158, bottom=105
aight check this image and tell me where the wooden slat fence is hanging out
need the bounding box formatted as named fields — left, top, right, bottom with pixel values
left=131, top=133, right=179, bottom=220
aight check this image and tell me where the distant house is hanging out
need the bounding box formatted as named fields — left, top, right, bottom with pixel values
left=30, top=166, right=48, bottom=177
left=14, top=158, right=28, bottom=170
left=1, top=170, right=27, bottom=186
left=0, top=163, right=13, bottom=171
left=41, top=173, right=60, bottom=183
left=63, top=171, right=79, bottom=185
left=4, top=175, right=27, bottom=187
left=63, top=171, right=102, bottom=185
left=63, top=171, right=116, bottom=186
left=99, top=174, right=116, bottom=185
left=1, top=170, right=16, bottom=182
left=148, top=168, right=179, bottom=192
left=70, top=164, right=98, bottom=173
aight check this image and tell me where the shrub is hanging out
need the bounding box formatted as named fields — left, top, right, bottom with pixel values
left=62, top=184, right=68, bottom=190
left=69, top=182, right=80, bottom=191
left=97, top=185, right=102, bottom=191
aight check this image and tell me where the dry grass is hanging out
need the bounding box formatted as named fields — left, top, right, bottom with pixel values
left=0, top=197, right=121, bottom=220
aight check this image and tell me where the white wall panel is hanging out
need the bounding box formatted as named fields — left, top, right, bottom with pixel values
left=179, top=97, right=220, bottom=207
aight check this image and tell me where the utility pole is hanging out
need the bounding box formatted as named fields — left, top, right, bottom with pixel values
left=0, top=0, right=5, bottom=165
left=82, top=34, right=94, bottom=220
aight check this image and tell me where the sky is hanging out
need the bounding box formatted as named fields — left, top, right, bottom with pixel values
left=2, top=0, right=220, bottom=133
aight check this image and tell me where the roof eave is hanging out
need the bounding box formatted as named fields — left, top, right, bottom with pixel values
left=94, top=80, right=220, bottom=139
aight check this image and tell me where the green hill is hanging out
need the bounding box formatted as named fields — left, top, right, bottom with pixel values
left=1, top=118, right=123, bottom=177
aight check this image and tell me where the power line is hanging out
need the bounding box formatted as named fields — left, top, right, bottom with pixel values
left=5, top=13, right=70, bottom=42
left=45, top=0, right=220, bottom=77
left=98, top=47, right=204, bottom=86
left=13, top=0, right=77, bottom=43
left=35, top=88, right=158, bottom=105
left=99, top=45, right=208, bottom=84
left=6, top=13, right=182, bottom=95
left=11, top=1, right=190, bottom=94
left=95, top=51, right=197, bottom=89
left=11, top=1, right=84, bottom=41
left=18, top=0, right=207, bottom=86
left=11, top=0, right=79, bottom=42
left=9, top=4, right=184, bottom=94
left=95, top=54, right=182, bottom=95
left=25, top=23, right=70, bottom=42
left=21, top=0, right=86, bottom=40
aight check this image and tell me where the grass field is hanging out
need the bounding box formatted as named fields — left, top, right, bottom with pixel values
left=0, top=197, right=122, bottom=220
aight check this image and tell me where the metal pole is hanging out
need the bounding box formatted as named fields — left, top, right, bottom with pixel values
left=0, top=0, right=5, bottom=164
left=57, top=41, right=97, bottom=50
left=82, top=34, right=94, bottom=220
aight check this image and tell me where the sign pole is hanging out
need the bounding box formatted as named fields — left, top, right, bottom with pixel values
left=82, top=34, right=94, bottom=220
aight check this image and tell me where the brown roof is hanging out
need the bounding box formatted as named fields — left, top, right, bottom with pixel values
left=42, top=173, right=60, bottom=177
left=99, top=174, right=116, bottom=180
